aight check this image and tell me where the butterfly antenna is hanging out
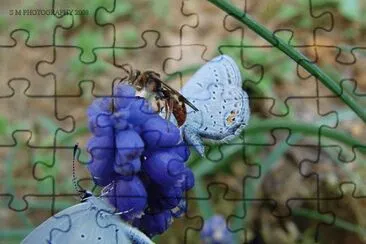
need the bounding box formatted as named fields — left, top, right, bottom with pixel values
left=114, top=208, right=134, bottom=216
left=72, top=143, right=85, bottom=196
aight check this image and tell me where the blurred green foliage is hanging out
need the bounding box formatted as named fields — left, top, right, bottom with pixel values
left=151, top=0, right=169, bottom=21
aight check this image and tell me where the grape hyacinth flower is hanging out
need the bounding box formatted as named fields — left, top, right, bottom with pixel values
left=86, top=83, right=195, bottom=237
left=201, top=215, right=234, bottom=244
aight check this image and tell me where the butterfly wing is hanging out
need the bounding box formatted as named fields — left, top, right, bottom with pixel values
left=181, top=54, right=243, bottom=105
left=21, top=201, right=90, bottom=244
left=107, top=215, right=154, bottom=244
left=181, top=55, right=250, bottom=156
left=21, top=197, right=133, bottom=244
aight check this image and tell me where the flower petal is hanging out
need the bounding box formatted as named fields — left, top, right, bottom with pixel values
left=134, top=210, right=173, bottom=237
left=142, top=151, right=185, bottom=186
left=105, top=176, right=147, bottom=221
left=116, top=130, right=144, bottom=164
left=114, top=84, right=137, bottom=110
left=201, top=215, right=233, bottom=244
left=87, top=136, right=114, bottom=160
left=114, top=158, right=141, bottom=176
left=141, top=117, right=180, bottom=148
left=87, top=157, right=116, bottom=186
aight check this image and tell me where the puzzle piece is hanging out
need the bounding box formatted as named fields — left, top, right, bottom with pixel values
left=0, top=79, right=72, bottom=146
left=0, top=31, right=55, bottom=96
left=309, top=0, right=365, bottom=47
left=1, top=0, right=72, bottom=45
left=308, top=46, right=366, bottom=159
left=184, top=183, right=247, bottom=243
left=0, top=131, right=57, bottom=236
left=51, top=0, right=116, bottom=63
left=98, top=0, right=197, bottom=47
left=114, top=30, right=183, bottom=78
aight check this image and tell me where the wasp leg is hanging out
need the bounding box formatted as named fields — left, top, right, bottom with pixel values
left=156, top=97, right=165, bottom=114
left=166, top=98, right=176, bottom=132
left=132, top=71, right=144, bottom=91
left=164, top=100, right=169, bottom=120
left=166, top=98, right=174, bottom=122
left=162, top=99, right=175, bottom=132
left=156, top=100, right=161, bottom=113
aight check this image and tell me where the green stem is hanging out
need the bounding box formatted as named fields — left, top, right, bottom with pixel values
left=293, top=208, right=366, bottom=237
left=207, top=0, right=366, bottom=123
left=246, top=119, right=365, bottom=153
left=191, top=114, right=365, bottom=176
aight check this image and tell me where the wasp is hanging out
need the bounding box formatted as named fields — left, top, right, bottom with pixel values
left=116, top=63, right=198, bottom=127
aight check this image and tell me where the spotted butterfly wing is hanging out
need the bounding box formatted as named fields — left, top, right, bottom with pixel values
left=22, top=196, right=153, bottom=244
left=180, top=55, right=250, bottom=156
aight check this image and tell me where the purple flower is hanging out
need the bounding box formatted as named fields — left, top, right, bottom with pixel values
left=201, top=215, right=233, bottom=244
left=124, top=99, right=157, bottom=126
left=104, top=176, right=147, bottom=221
left=87, top=157, right=116, bottom=186
left=111, top=112, right=128, bottom=131
left=141, top=116, right=181, bottom=148
left=180, top=169, right=195, bottom=191
left=114, top=158, right=141, bottom=176
left=142, top=151, right=186, bottom=186
left=168, top=142, right=191, bottom=161
left=133, top=210, right=173, bottom=237
left=146, top=183, right=183, bottom=211
left=113, top=83, right=137, bottom=110
left=87, top=98, right=114, bottom=137
left=86, top=83, right=195, bottom=237
left=86, top=135, right=114, bottom=160
left=114, top=130, right=144, bottom=175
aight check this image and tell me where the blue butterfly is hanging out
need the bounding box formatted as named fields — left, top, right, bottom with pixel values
left=180, top=55, right=250, bottom=156
left=22, top=192, right=154, bottom=244
left=22, top=145, right=153, bottom=244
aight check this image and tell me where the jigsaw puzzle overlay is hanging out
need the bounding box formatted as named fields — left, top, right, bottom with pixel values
left=1, top=0, right=366, bottom=243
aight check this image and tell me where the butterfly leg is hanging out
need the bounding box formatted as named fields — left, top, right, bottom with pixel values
left=182, top=126, right=205, bottom=157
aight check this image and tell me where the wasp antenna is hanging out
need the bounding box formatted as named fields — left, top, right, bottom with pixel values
left=118, top=74, right=129, bottom=84
left=72, top=143, right=85, bottom=198
left=121, top=63, right=133, bottom=74
left=114, top=63, right=132, bottom=74
left=113, top=63, right=135, bottom=83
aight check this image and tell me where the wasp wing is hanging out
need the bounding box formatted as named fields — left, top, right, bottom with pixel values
left=159, top=80, right=199, bottom=111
